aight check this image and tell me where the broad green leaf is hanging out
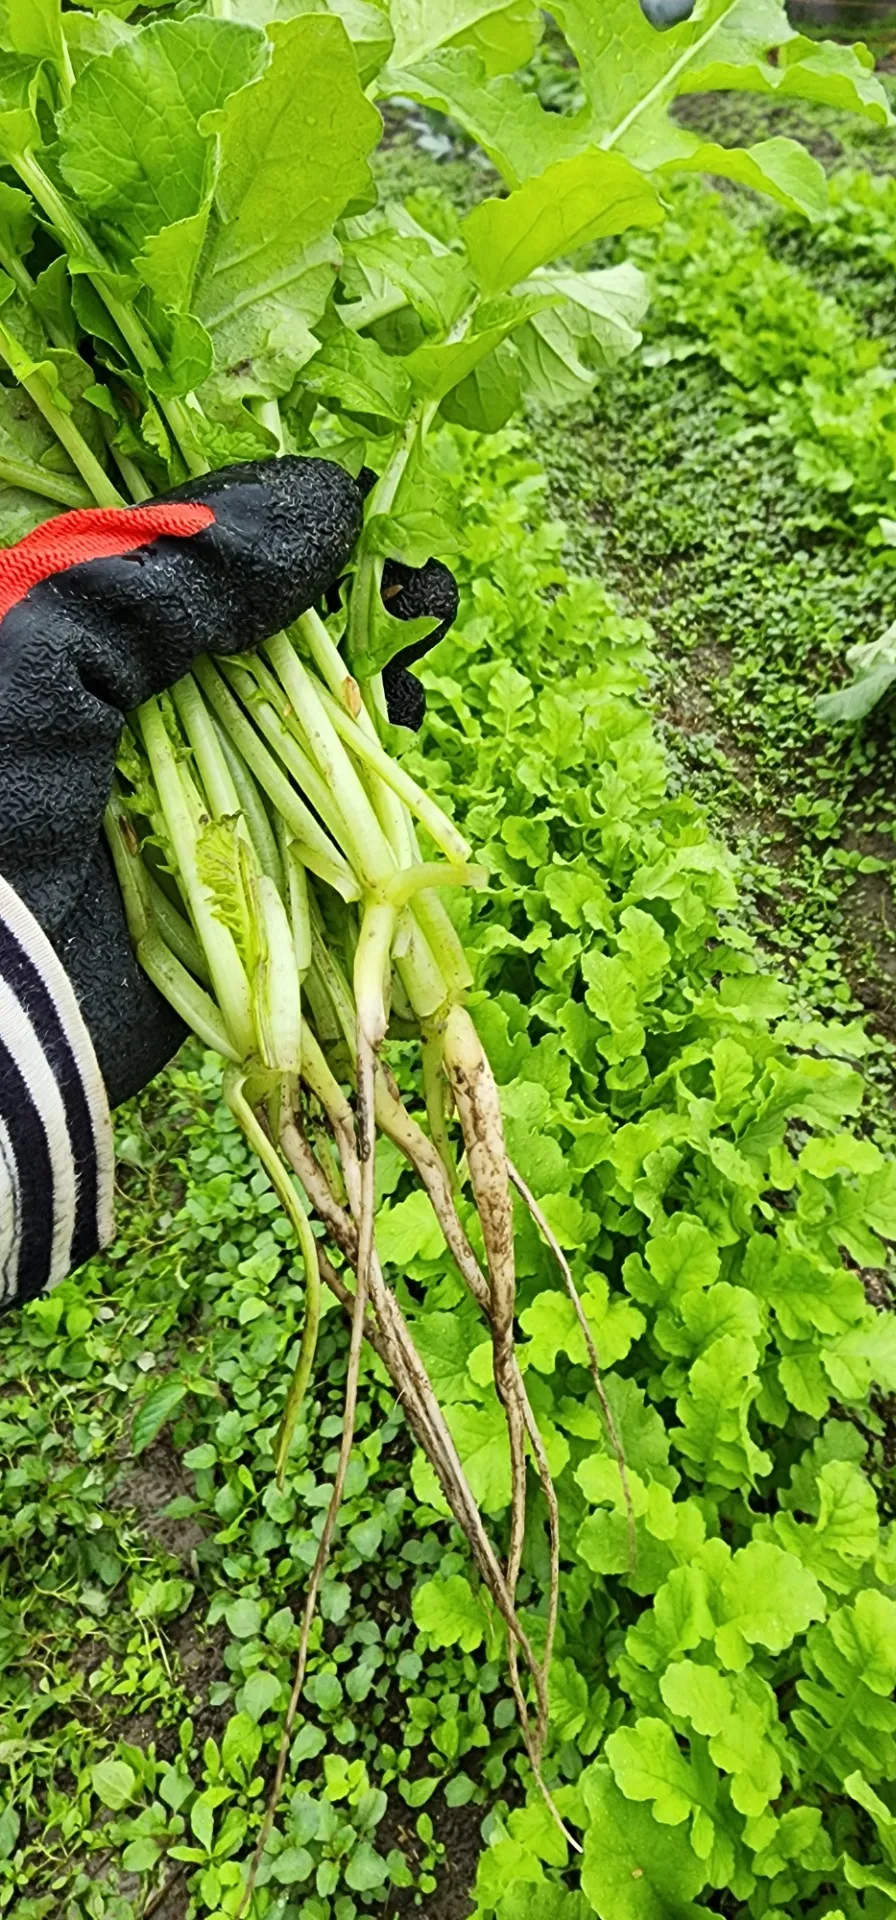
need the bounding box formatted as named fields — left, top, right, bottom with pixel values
left=515, top=262, right=649, bottom=408
left=404, top=290, right=556, bottom=403
left=384, top=46, right=580, bottom=188
left=817, top=622, right=896, bottom=725
left=0, top=382, right=90, bottom=545
left=462, top=150, right=662, bottom=296
left=0, top=0, right=66, bottom=69
left=0, top=49, right=46, bottom=156
left=303, top=327, right=413, bottom=423
left=624, top=1214, right=720, bottom=1309
left=375, top=1189, right=446, bottom=1265
left=195, top=15, right=381, bottom=404
left=447, top=1400, right=510, bottom=1512
left=520, top=1276, right=643, bottom=1374
left=606, top=1716, right=705, bottom=1827
left=673, top=1334, right=771, bottom=1492
left=439, top=338, right=521, bottom=431
left=794, top=1590, right=896, bottom=1789
left=580, top=1762, right=707, bottom=1918
left=413, top=1310, right=482, bottom=1403
left=220, top=0, right=393, bottom=86
left=388, top=0, right=542, bottom=78
left=221, top=1711, right=262, bottom=1782
left=413, top=1572, right=488, bottom=1651
left=713, top=1541, right=825, bottom=1671
left=771, top=1459, right=879, bottom=1593
left=656, top=135, right=827, bottom=221
left=59, top=17, right=266, bottom=246
left=341, top=222, right=472, bottom=334
left=91, top=1759, right=136, bottom=1810
left=552, top=0, right=891, bottom=151
left=132, top=1374, right=187, bottom=1454
left=660, top=1665, right=783, bottom=1818
left=135, top=205, right=210, bottom=314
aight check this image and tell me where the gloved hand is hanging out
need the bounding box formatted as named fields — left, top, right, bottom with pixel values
left=0, top=457, right=365, bottom=1112
left=0, top=455, right=460, bottom=1118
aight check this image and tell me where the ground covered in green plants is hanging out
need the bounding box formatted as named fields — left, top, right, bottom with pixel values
left=6, top=60, right=896, bottom=1920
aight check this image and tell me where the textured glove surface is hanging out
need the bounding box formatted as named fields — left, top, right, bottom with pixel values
left=0, top=458, right=361, bottom=1104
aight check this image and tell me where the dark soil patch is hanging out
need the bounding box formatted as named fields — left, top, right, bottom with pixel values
left=383, top=1791, right=482, bottom=1920
left=113, top=1427, right=206, bottom=1560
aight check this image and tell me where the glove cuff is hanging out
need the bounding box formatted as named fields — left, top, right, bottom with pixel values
left=0, top=874, right=114, bottom=1307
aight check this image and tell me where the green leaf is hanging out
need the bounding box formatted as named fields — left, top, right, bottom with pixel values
left=223, top=0, right=393, bottom=87
left=673, top=1334, right=771, bottom=1492
left=793, top=1589, right=896, bottom=1788
left=439, top=338, right=521, bottom=431
left=447, top=1400, right=511, bottom=1513
left=345, top=1841, right=388, bottom=1891
left=226, top=1596, right=262, bottom=1638
left=0, top=49, right=46, bottom=157
left=271, top=1843, right=314, bottom=1884
left=195, top=14, right=381, bottom=403
left=771, top=1458, right=880, bottom=1593
left=0, top=1802, right=17, bottom=1861
left=242, top=1667, right=281, bottom=1721
left=462, top=149, right=662, bottom=296
left=520, top=1276, right=644, bottom=1373
left=0, top=0, right=66, bottom=69
left=658, top=135, right=827, bottom=220
left=714, top=1541, right=826, bottom=1671
left=515, top=262, right=649, bottom=408
left=553, top=0, right=890, bottom=151
left=59, top=17, right=267, bottom=248
left=376, top=1189, right=446, bottom=1266
left=413, top=1572, right=489, bottom=1651
left=413, top=1309, right=482, bottom=1403
left=132, top=1375, right=186, bottom=1454
left=303, top=327, right=413, bottom=423
left=221, top=1711, right=262, bottom=1783
left=387, top=0, right=542, bottom=78
left=90, top=1759, right=136, bottom=1810
left=817, top=622, right=896, bottom=725
left=580, top=1762, right=707, bottom=1918
left=606, top=1716, right=703, bottom=1827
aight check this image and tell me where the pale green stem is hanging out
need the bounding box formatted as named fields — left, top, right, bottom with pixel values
left=139, top=696, right=255, bottom=1057
left=215, top=716, right=285, bottom=893
left=0, top=456, right=90, bottom=508
left=278, top=821, right=312, bottom=974
left=251, top=396, right=285, bottom=450
left=0, top=313, right=123, bottom=506
left=380, top=861, right=486, bottom=912
left=223, top=654, right=355, bottom=848
left=147, top=877, right=210, bottom=984
left=104, top=796, right=235, bottom=1053
left=313, top=674, right=470, bottom=864
left=224, top=1068, right=322, bottom=1486
left=171, top=674, right=243, bottom=820
left=193, top=658, right=360, bottom=902
left=265, top=632, right=397, bottom=887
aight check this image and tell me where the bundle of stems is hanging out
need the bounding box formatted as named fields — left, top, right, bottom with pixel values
left=0, top=143, right=631, bottom=1883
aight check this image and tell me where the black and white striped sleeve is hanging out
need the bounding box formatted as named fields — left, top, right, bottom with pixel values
left=0, top=874, right=114, bottom=1310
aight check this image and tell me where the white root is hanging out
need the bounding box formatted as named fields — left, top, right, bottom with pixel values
left=442, top=1005, right=557, bottom=1795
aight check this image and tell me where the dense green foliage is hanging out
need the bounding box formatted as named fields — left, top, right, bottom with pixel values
left=4, top=424, right=896, bottom=1918
left=3, top=8, right=896, bottom=1920
left=533, top=130, right=896, bottom=1090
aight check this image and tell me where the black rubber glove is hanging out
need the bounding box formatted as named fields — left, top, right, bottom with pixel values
left=351, top=465, right=459, bottom=732
left=0, top=457, right=362, bottom=1107
left=380, top=556, right=459, bottom=729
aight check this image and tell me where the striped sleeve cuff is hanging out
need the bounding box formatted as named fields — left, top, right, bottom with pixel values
left=0, top=874, right=114, bottom=1308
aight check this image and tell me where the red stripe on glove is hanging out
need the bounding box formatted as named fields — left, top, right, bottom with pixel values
left=0, top=502, right=215, bottom=623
